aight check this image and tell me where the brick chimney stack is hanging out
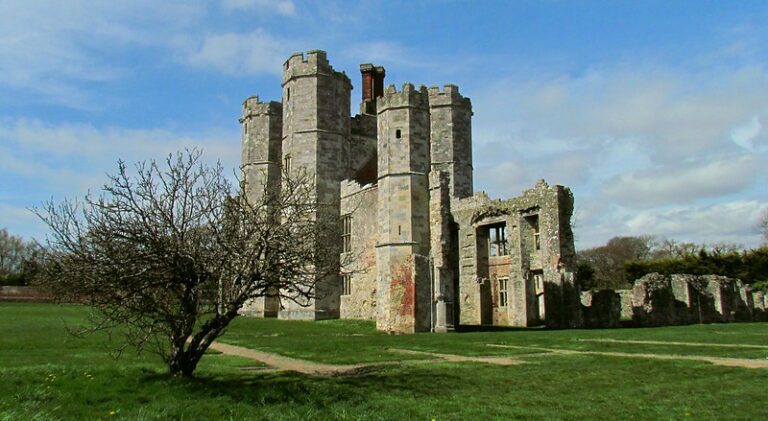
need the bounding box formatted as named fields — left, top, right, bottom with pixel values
left=360, top=63, right=386, bottom=114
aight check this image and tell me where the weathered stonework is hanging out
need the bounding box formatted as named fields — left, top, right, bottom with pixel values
left=582, top=273, right=766, bottom=328
left=239, top=50, right=582, bottom=332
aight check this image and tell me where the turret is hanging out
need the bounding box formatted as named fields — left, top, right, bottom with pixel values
left=428, top=84, right=473, bottom=199
left=280, top=50, right=352, bottom=320
left=239, top=95, right=282, bottom=318
left=375, top=83, right=432, bottom=333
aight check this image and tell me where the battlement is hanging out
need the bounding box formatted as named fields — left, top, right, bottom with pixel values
left=241, top=96, right=282, bottom=121
left=283, top=50, right=351, bottom=86
left=377, top=83, right=429, bottom=112
left=427, top=84, right=472, bottom=108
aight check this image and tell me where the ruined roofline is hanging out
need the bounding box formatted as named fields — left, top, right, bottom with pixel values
left=451, top=179, right=572, bottom=212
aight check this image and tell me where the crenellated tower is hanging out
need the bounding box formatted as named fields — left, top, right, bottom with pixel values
left=428, top=85, right=473, bottom=199
left=375, top=83, right=432, bottom=333
left=239, top=96, right=282, bottom=317
left=280, top=50, right=352, bottom=320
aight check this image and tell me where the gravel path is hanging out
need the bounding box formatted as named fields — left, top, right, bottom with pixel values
left=577, top=338, right=768, bottom=349
left=487, top=344, right=768, bottom=369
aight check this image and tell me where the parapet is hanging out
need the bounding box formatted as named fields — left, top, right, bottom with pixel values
left=427, top=84, right=472, bottom=109
left=241, top=96, right=282, bottom=121
left=283, top=50, right=351, bottom=87
left=377, top=83, right=429, bottom=112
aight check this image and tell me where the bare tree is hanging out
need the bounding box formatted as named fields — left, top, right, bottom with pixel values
left=34, top=149, right=338, bottom=377
left=760, top=209, right=768, bottom=243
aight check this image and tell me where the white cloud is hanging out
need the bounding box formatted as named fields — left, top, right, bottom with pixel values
left=575, top=201, right=768, bottom=249
left=222, top=0, right=296, bottom=16
left=602, top=155, right=765, bottom=207
left=185, top=29, right=290, bottom=76
left=0, top=0, right=203, bottom=108
left=471, top=57, right=768, bottom=248
left=625, top=201, right=766, bottom=246
left=0, top=118, right=240, bottom=202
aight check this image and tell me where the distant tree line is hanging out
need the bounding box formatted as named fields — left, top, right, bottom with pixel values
left=577, top=234, right=768, bottom=291
left=0, top=228, right=38, bottom=286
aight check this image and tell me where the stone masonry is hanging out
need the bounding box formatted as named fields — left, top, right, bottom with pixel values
left=239, top=50, right=582, bottom=332
left=581, top=273, right=767, bottom=327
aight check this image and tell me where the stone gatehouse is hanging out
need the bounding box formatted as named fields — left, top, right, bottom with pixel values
left=239, top=50, right=581, bottom=333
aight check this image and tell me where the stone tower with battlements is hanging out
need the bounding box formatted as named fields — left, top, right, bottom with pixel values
left=375, top=83, right=432, bottom=333
left=239, top=96, right=282, bottom=317
left=239, top=50, right=581, bottom=332
left=280, top=50, right=351, bottom=320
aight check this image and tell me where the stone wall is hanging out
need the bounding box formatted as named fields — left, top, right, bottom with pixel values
left=451, top=180, right=580, bottom=328
left=582, top=273, right=766, bottom=327
left=340, top=181, right=378, bottom=319
left=0, top=286, right=51, bottom=302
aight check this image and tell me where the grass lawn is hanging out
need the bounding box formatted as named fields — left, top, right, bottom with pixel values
left=1, top=303, right=767, bottom=420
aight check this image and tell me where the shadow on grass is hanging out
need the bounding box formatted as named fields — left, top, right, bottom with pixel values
left=137, top=365, right=464, bottom=408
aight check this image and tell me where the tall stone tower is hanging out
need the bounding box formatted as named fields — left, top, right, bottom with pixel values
left=375, top=83, right=432, bottom=333
left=239, top=96, right=282, bottom=317
left=428, top=85, right=473, bottom=199
left=280, top=50, right=352, bottom=319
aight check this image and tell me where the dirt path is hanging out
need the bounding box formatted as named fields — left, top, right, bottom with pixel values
left=388, top=349, right=524, bottom=366
left=210, top=342, right=385, bottom=375
left=578, top=338, right=768, bottom=349
left=210, top=342, right=527, bottom=375
left=487, top=344, right=768, bottom=369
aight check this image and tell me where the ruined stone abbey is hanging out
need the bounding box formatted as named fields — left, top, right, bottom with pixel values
left=239, top=50, right=581, bottom=333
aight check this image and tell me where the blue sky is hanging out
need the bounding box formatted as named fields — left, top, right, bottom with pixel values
left=1, top=0, right=767, bottom=249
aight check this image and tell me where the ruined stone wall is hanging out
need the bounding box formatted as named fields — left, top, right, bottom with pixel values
left=340, top=181, right=378, bottom=319
left=238, top=96, right=282, bottom=317
left=280, top=50, right=351, bottom=320
left=429, top=171, right=455, bottom=331
left=451, top=180, right=580, bottom=328
left=375, top=83, right=432, bottom=333
left=582, top=273, right=765, bottom=327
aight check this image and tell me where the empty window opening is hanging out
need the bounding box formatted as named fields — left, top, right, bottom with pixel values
left=342, top=273, right=351, bottom=295
left=531, top=270, right=545, bottom=320
left=498, top=277, right=509, bottom=307
left=341, top=214, right=352, bottom=253
left=286, top=87, right=290, bottom=101
left=487, top=223, right=508, bottom=257
left=283, top=155, right=292, bottom=174
left=395, top=129, right=402, bottom=139
left=526, top=214, right=541, bottom=250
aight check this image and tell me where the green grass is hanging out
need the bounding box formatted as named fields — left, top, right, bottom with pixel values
left=2, top=303, right=768, bottom=420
